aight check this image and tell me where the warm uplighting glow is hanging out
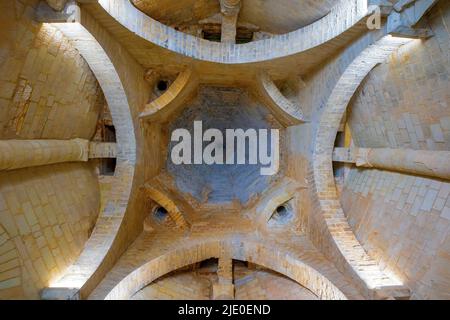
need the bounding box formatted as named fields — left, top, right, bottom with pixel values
left=49, top=275, right=84, bottom=289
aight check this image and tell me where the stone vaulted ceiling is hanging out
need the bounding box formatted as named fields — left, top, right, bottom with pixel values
left=1, top=0, right=449, bottom=302
left=132, top=0, right=339, bottom=34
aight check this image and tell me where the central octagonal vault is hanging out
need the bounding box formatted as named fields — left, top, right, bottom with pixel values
left=165, top=86, right=285, bottom=206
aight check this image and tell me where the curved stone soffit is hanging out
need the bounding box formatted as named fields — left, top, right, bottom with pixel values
left=142, top=182, right=190, bottom=230
left=0, top=223, right=21, bottom=297
left=96, top=0, right=371, bottom=64
left=312, top=35, right=412, bottom=296
left=255, top=177, right=306, bottom=224
left=102, top=238, right=358, bottom=300
left=50, top=23, right=136, bottom=293
left=255, top=72, right=306, bottom=127
left=54, top=23, right=136, bottom=163
left=139, top=68, right=198, bottom=122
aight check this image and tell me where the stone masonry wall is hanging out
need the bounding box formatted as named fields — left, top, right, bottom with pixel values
left=130, top=261, right=318, bottom=300
left=342, top=1, right=450, bottom=299
left=0, top=1, right=103, bottom=140
left=0, top=0, right=103, bottom=298
left=0, top=163, right=100, bottom=299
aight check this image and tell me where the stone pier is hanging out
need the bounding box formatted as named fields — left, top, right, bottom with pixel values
left=212, top=256, right=235, bottom=300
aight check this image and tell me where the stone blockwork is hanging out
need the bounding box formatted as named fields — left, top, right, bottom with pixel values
left=132, top=0, right=337, bottom=35
left=165, top=86, right=285, bottom=206
left=255, top=71, right=306, bottom=126
left=333, top=147, right=450, bottom=180
left=311, top=34, right=412, bottom=298
left=88, top=142, right=117, bottom=159
left=47, top=3, right=153, bottom=299
left=2, top=0, right=450, bottom=301
left=233, top=263, right=318, bottom=300
left=0, top=1, right=103, bottom=140
left=0, top=163, right=100, bottom=299
left=341, top=1, right=450, bottom=299
left=342, top=169, right=450, bottom=299
left=0, top=0, right=104, bottom=299
left=92, top=0, right=372, bottom=64
left=349, top=10, right=450, bottom=152
left=89, top=226, right=361, bottom=300
left=131, top=260, right=319, bottom=300
left=0, top=139, right=89, bottom=171
left=45, top=1, right=68, bottom=12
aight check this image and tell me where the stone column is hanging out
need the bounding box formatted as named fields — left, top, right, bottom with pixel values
left=220, top=0, right=241, bottom=44
left=212, top=256, right=234, bottom=300
left=356, top=147, right=450, bottom=180
left=333, top=147, right=450, bottom=180
left=0, top=139, right=89, bottom=171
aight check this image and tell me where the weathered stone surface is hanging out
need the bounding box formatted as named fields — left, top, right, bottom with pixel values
left=1, top=0, right=449, bottom=302
left=343, top=1, right=450, bottom=299
left=0, top=139, right=89, bottom=171
left=131, top=261, right=319, bottom=300
left=333, top=147, right=450, bottom=180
